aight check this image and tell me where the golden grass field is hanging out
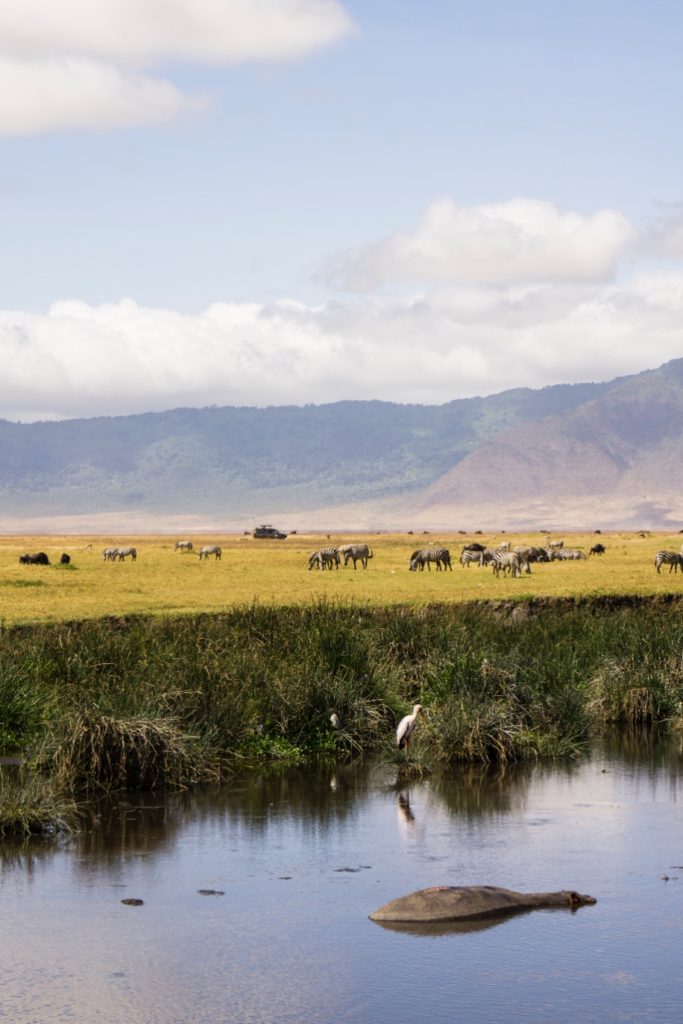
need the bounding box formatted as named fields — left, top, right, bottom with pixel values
left=1, top=530, right=683, bottom=625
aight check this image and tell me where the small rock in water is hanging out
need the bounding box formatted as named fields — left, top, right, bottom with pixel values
left=197, top=889, right=225, bottom=896
left=121, top=898, right=144, bottom=906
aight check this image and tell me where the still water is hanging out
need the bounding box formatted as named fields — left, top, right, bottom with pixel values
left=2, top=734, right=683, bottom=1024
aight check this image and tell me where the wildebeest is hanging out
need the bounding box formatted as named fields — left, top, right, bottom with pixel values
left=589, top=543, right=606, bottom=556
left=198, top=545, right=222, bottom=560
left=60, top=553, right=71, bottom=564
left=19, top=552, right=49, bottom=565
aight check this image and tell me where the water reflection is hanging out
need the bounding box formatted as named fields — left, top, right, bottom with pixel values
left=2, top=732, right=683, bottom=1024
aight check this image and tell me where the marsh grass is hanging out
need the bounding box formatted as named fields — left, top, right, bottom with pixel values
left=45, top=710, right=217, bottom=793
left=0, top=770, right=79, bottom=837
left=1, top=596, right=683, bottom=800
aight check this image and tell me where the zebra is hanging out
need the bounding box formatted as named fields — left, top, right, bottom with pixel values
left=556, top=548, right=586, bottom=561
left=409, top=547, right=452, bottom=571
left=548, top=540, right=564, bottom=550
left=174, top=540, right=194, bottom=553
left=116, top=546, right=137, bottom=561
left=308, top=547, right=340, bottom=570
left=491, top=550, right=523, bottom=578
left=339, top=543, right=373, bottom=569
left=460, top=549, right=483, bottom=568
left=198, top=545, right=222, bottom=560
left=102, top=547, right=118, bottom=561
left=655, top=550, right=683, bottom=574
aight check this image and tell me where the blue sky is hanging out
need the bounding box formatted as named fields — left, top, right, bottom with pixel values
left=1, top=0, right=682, bottom=420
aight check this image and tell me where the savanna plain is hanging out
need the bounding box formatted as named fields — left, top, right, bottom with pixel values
left=1, top=529, right=682, bottom=624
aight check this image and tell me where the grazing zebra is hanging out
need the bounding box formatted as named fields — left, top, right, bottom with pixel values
left=102, top=547, right=118, bottom=561
left=491, top=550, right=523, bottom=578
left=409, top=547, right=452, bottom=571
left=339, top=543, right=373, bottom=569
left=174, top=540, right=194, bottom=553
left=308, top=547, right=340, bottom=570
left=655, top=550, right=683, bottom=574
left=116, top=547, right=137, bottom=561
left=460, top=548, right=483, bottom=568
left=198, top=545, right=222, bottom=560
left=548, top=540, right=564, bottom=550
left=555, top=548, right=586, bottom=561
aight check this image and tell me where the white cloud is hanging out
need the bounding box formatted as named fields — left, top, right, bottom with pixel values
left=0, top=56, right=202, bottom=134
left=0, top=0, right=353, bottom=135
left=0, top=277, right=682, bottom=421
left=326, top=198, right=636, bottom=290
left=0, top=0, right=354, bottom=66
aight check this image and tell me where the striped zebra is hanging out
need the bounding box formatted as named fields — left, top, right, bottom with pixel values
left=339, top=543, right=373, bottom=569
left=491, top=550, right=523, bottom=578
left=102, top=546, right=118, bottom=561
left=308, top=547, right=340, bottom=570
left=116, top=546, right=137, bottom=561
left=174, top=540, right=194, bottom=553
left=198, top=545, right=221, bottom=560
left=655, top=550, right=683, bottom=574
left=460, top=549, right=483, bottom=568
left=555, top=548, right=586, bottom=561
left=409, top=547, right=452, bottom=571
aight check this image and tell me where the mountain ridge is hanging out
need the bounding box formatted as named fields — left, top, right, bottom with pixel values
left=0, top=360, right=681, bottom=530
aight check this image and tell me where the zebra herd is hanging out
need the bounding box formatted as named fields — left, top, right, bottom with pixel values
left=308, top=543, right=373, bottom=570
left=457, top=539, right=594, bottom=578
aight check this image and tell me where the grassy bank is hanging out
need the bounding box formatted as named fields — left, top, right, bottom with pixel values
left=1, top=596, right=683, bottom=835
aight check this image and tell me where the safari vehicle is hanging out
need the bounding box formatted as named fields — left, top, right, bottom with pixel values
left=253, top=524, right=288, bottom=539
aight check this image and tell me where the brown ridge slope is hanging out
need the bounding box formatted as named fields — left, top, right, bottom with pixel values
left=412, top=360, right=683, bottom=511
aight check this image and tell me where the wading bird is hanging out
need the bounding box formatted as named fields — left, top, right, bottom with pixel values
left=396, top=704, right=423, bottom=754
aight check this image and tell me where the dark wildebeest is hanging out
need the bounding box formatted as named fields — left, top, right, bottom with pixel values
left=60, top=553, right=71, bottom=564
left=19, top=552, right=50, bottom=565
left=589, top=543, right=606, bottom=556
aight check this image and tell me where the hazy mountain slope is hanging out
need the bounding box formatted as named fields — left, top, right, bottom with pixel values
left=0, top=379, right=614, bottom=515
left=414, top=359, right=683, bottom=510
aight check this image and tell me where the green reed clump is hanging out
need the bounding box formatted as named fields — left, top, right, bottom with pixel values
left=0, top=770, right=79, bottom=837
left=43, top=709, right=216, bottom=794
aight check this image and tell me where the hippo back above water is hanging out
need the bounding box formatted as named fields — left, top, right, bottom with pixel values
left=369, top=885, right=597, bottom=924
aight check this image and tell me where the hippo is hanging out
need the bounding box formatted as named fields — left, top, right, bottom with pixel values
left=369, top=885, right=597, bottom=925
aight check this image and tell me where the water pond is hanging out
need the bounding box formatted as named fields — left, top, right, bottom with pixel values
left=2, top=733, right=683, bottom=1024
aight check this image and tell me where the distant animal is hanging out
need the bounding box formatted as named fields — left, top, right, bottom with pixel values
left=116, top=547, right=137, bottom=561
left=555, top=548, right=586, bottom=561
left=589, top=543, right=606, bottom=556
left=198, top=545, right=222, bottom=560
left=339, top=543, right=373, bottom=569
left=308, top=547, right=339, bottom=570
left=369, top=885, right=597, bottom=924
left=102, top=547, right=118, bottom=561
left=462, top=542, right=486, bottom=553
left=174, top=540, right=194, bottom=553
left=19, top=552, right=49, bottom=565
left=396, top=704, right=423, bottom=753
left=409, top=547, right=452, bottom=571
left=460, top=549, right=483, bottom=568
left=655, top=550, right=683, bottom=574
left=329, top=713, right=341, bottom=729
left=59, top=553, right=71, bottom=565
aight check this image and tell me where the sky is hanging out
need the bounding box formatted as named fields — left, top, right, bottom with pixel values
left=2, top=0, right=683, bottom=421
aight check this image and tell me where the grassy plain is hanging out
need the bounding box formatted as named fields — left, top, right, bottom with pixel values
left=0, top=530, right=682, bottom=625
